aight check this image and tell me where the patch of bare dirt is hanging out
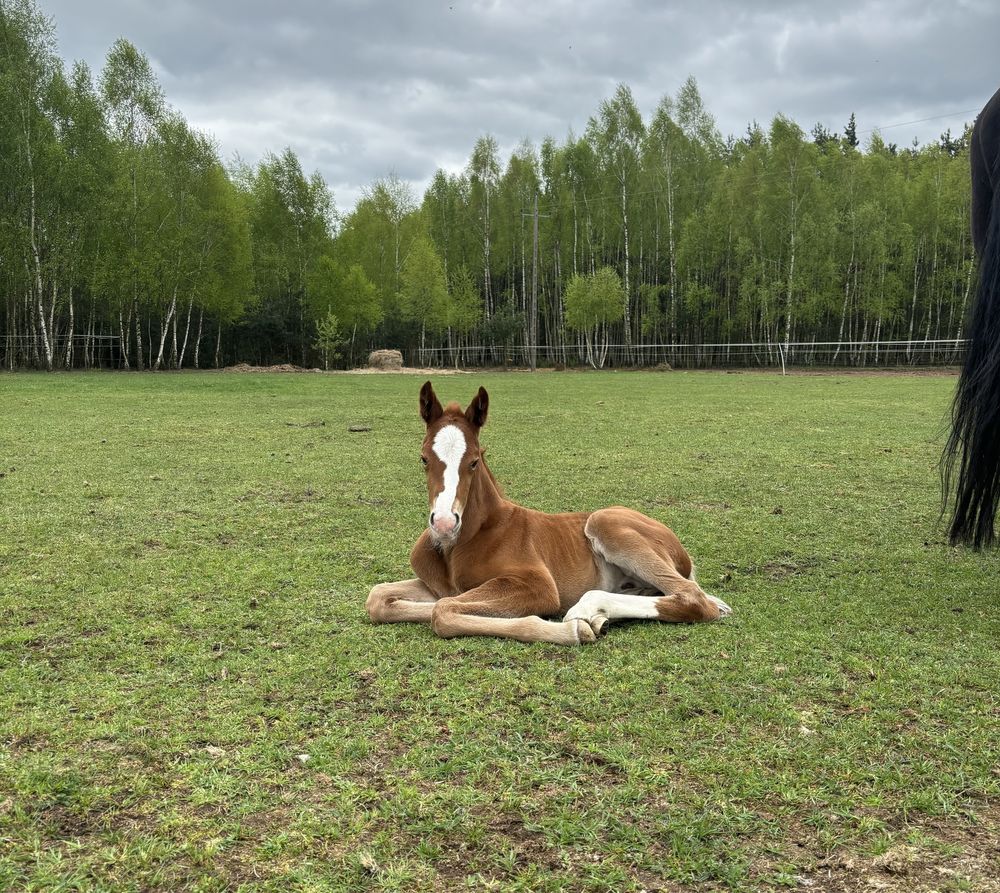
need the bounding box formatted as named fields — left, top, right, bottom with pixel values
left=751, top=805, right=1000, bottom=892
left=223, top=362, right=323, bottom=373
left=692, top=501, right=732, bottom=511
left=723, top=553, right=820, bottom=581
left=345, top=365, right=469, bottom=374
left=238, top=486, right=324, bottom=504
left=222, top=361, right=468, bottom=374
left=466, top=807, right=566, bottom=878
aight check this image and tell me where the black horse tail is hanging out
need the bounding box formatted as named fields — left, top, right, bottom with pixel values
left=943, top=173, right=1000, bottom=549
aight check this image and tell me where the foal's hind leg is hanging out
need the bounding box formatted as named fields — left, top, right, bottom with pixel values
left=565, top=508, right=731, bottom=635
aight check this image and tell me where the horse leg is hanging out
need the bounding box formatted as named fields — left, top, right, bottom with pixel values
left=366, top=578, right=439, bottom=624
left=431, top=573, right=596, bottom=645
left=565, top=509, right=731, bottom=635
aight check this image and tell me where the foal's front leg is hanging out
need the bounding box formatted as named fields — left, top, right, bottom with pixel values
left=366, top=578, right=439, bottom=624
left=431, top=574, right=596, bottom=645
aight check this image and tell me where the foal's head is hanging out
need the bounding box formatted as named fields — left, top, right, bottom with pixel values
left=418, top=381, right=489, bottom=543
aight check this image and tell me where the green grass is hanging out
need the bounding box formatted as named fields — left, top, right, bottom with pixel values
left=1, top=369, right=998, bottom=892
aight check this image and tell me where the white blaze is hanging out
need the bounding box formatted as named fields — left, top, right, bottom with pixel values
left=431, top=424, right=466, bottom=522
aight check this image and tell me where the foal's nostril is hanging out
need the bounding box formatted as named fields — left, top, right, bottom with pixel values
left=430, top=511, right=458, bottom=534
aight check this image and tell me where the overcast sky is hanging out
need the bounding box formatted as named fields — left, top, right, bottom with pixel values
left=40, top=0, right=998, bottom=214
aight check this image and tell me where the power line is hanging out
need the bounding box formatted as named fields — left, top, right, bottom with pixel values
left=858, top=108, right=980, bottom=135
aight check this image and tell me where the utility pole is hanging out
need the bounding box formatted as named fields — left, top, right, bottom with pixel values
left=531, top=192, right=539, bottom=371
left=522, top=193, right=550, bottom=371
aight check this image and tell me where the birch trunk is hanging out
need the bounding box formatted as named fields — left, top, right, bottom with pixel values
left=955, top=258, right=974, bottom=345
left=784, top=183, right=797, bottom=361
left=906, top=243, right=922, bottom=360
left=170, top=311, right=178, bottom=368
left=665, top=156, right=676, bottom=344
left=20, top=100, right=53, bottom=370
left=87, top=307, right=95, bottom=369
left=30, top=186, right=52, bottom=370
left=620, top=178, right=632, bottom=353
left=133, top=299, right=144, bottom=370
left=483, top=187, right=492, bottom=320
left=49, top=280, right=57, bottom=361
left=119, top=309, right=130, bottom=369
left=572, top=201, right=578, bottom=278
left=923, top=237, right=938, bottom=345
left=153, top=288, right=177, bottom=370
left=178, top=296, right=194, bottom=369
left=28, top=291, right=39, bottom=367
left=832, top=231, right=855, bottom=363
left=194, top=309, right=203, bottom=369
left=855, top=317, right=870, bottom=365
left=64, top=287, right=74, bottom=368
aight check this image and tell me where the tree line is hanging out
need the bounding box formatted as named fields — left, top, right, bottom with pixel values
left=0, top=0, right=976, bottom=371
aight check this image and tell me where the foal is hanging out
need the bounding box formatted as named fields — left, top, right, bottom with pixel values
left=366, top=383, right=731, bottom=645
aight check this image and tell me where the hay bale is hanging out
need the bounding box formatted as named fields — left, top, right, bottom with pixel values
left=368, top=349, right=403, bottom=370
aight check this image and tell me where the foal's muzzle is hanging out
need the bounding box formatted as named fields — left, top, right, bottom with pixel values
left=430, top=511, right=461, bottom=537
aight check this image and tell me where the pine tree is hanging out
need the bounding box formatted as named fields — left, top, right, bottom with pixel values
left=844, top=113, right=859, bottom=149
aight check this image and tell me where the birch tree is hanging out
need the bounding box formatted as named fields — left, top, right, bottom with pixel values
left=565, top=267, right=625, bottom=368
left=468, top=136, right=501, bottom=320
left=0, top=0, right=61, bottom=368
left=587, top=85, right=644, bottom=352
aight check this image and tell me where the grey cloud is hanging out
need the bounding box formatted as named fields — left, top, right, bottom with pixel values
left=41, top=0, right=999, bottom=211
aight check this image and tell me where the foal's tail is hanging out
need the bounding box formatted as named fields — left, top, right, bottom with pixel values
left=943, top=176, right=1000, bottom=549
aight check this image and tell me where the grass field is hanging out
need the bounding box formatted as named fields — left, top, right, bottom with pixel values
left=1, top=369, right=998, bottom=892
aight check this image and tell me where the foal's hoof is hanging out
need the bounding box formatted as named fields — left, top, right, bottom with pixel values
left=590, top=615, right=609, bottom=637
left=708, top=595, right=733, bottom=618
left=573, top=619, right=597, bottom=645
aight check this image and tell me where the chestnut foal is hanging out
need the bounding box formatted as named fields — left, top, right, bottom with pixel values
left=366, top=383, right=731, bottom=645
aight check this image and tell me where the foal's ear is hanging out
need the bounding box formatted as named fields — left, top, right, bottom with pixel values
left=465, top=386, right=489, bottom=429
left=419, top=381, right=444, bottom=425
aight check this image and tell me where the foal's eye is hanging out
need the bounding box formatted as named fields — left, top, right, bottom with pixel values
left=420, top=456, right=428, bottom=468
left=470, top=459, right=479, bottom=470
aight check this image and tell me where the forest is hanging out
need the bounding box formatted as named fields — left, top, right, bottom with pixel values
left=0, top=0, right=977, bottom=370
